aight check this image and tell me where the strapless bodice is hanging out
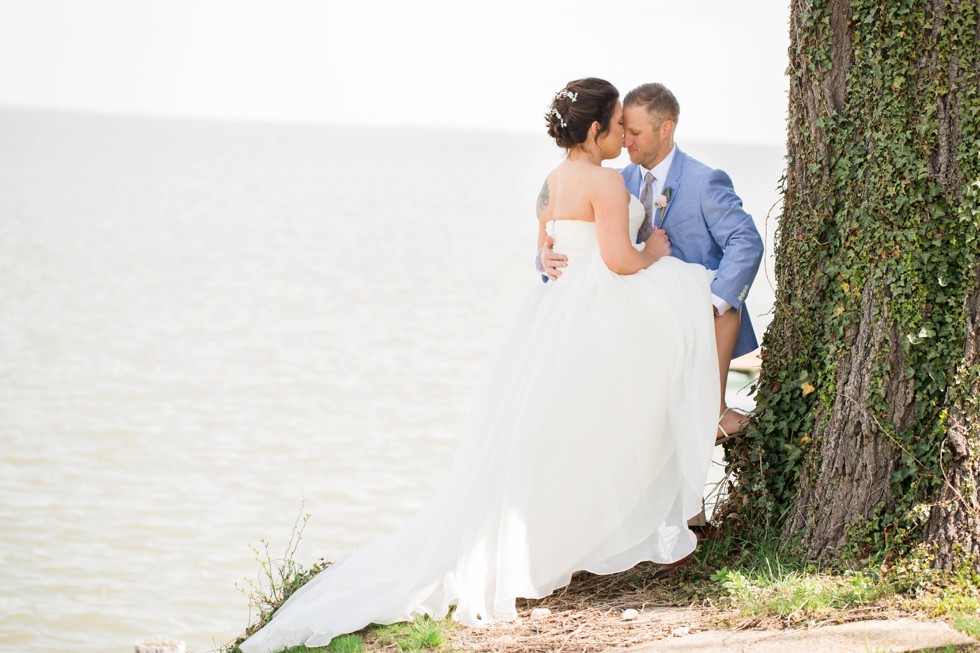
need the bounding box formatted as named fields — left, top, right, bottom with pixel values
left=546, top=196, right=645, bottom=279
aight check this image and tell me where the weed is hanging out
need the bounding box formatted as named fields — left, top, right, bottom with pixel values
left=952, top=614, right=980, bottom=639
left=328, top=634, right=365, bottom=653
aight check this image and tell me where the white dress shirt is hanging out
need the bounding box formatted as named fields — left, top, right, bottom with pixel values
left=638, top=145, right=676, bottom=211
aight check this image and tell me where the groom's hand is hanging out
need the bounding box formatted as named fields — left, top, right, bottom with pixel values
left=540, top=236, right=568, bottom=281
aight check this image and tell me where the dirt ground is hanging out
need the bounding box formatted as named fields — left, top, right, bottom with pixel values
left=440, top=566, right=974, bottom=653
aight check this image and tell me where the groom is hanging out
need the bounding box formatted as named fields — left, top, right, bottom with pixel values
left=540, top=82, right=764, bottom=530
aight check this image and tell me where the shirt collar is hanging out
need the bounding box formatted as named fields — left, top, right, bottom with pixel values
left=640, top=144, right=677, bottom=184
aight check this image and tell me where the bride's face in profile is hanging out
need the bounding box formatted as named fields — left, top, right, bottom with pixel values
left=596, top=100, right=624, bottom=161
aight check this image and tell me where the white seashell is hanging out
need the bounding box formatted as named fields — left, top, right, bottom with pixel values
left=621, top=608, right=639, bottom=621
left=530, top=607, right=552, bottom=620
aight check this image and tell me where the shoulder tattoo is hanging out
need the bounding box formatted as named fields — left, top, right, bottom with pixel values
left=536, top=181, right=550, bottom=218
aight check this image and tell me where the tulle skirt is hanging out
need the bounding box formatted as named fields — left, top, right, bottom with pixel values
left=240, top=253, right=719, bottom=652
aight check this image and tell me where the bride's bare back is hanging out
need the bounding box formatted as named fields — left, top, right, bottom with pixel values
left=536, top=160, right=667, bottom=275
left=536, top=160, right=623, bottom=223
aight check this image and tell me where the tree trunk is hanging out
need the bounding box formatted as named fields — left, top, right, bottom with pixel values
left=726, top=0, right=980, bottom=568
left=922, top=271, right=980, bottom=567
left=783, top=282, right=906, bottom=558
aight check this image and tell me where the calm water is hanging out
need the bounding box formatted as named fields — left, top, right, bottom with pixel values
left=0, top=109, right=782, bottom=653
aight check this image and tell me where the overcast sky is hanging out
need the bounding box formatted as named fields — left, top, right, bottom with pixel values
left=0, top=0, right=790, bottom=144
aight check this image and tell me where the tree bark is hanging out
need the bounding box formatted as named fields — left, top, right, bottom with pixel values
left=783, top=283, right=905, bottom=557
left=729, top=0, right=980, bottom=568
left=922, top=272, right=980, bottom=568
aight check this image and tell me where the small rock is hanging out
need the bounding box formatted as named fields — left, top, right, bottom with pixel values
left=529, top=608, right=551, bottom=620
left=671, top=626, right=690, bottom=637
left=135, top=640, right=186, bottom=653
left=621, top=608, right=639, bottom=621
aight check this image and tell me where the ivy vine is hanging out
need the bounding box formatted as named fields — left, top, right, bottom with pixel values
left=725, top=0, right=980, bottom=561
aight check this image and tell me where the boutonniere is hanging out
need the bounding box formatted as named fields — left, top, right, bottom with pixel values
left=653, top=187, right=673, bottom=226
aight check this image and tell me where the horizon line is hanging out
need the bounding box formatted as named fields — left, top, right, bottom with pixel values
left=0, top=103, right=788, bottom=149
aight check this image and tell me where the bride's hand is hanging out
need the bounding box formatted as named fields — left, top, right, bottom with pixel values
left=645, top=228, right=671, bottom=262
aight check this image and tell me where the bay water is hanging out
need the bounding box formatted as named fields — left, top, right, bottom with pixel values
left=0, top=109, right=782, bottom=652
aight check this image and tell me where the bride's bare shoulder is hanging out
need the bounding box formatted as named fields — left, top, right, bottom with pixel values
left=590, top=167, right=629, bottom=200
left=593, top=165, right=625, bottom=184
left=560, top=163, right=623, bottom=188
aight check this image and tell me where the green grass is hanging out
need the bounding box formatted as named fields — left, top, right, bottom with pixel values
left=328, top=634, right=365, bottom=653
left=272, top=633, right=364, bottom=653
left=705, top=530, right=875, bottom=615
left=679, top=528, right=883, bottom=619
left=678, top=530, right=871, bottom=619
left=668, top=528, right=980, bottom=631
left=953, top=613, right=980, bottom=639
left=710, top=566, right=882, bottom=618
left=255, top=616, right=454, bottom=653
left=371, top=616, right=449, bottom=652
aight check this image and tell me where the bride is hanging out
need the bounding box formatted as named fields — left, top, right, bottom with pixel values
left=240, top=77, right=719, bottom=653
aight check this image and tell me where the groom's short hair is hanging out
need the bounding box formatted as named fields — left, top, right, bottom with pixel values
left=624, top=83, right=680, bottom=124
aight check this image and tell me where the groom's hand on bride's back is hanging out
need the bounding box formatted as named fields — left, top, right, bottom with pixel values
left=540, top=236, right=568, bottom=281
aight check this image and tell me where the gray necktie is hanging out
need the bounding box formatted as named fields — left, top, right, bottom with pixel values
left=637, top=171, right=655, bottom=243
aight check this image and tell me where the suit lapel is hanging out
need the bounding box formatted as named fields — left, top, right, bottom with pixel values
left=622, top=165, right=642, bottom=197
left=659, top=147, right=685, bottom=228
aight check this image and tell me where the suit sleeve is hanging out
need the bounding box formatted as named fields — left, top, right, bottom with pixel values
left=700, top=169, right=764, bottom=311
left=534, top=251, right=548, bottom=283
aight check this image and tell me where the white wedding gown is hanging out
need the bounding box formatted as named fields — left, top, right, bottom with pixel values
left=241, top=196, right=720, bottom=652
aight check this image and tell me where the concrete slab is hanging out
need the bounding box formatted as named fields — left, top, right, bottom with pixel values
left=608, top=619, right=975, bottom=653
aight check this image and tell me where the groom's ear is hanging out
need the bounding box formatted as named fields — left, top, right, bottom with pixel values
left=660, top=119, right=676, bottom=139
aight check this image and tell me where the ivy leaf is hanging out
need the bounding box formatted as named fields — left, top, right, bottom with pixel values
left=801, top=382, right=816, bottom=396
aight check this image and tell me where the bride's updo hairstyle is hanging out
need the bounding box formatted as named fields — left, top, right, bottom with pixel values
left=545, top=77, right=619, bottom=150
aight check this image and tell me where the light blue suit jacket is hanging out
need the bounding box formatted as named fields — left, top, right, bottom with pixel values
left=621, top=147, right=764, bottom=358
